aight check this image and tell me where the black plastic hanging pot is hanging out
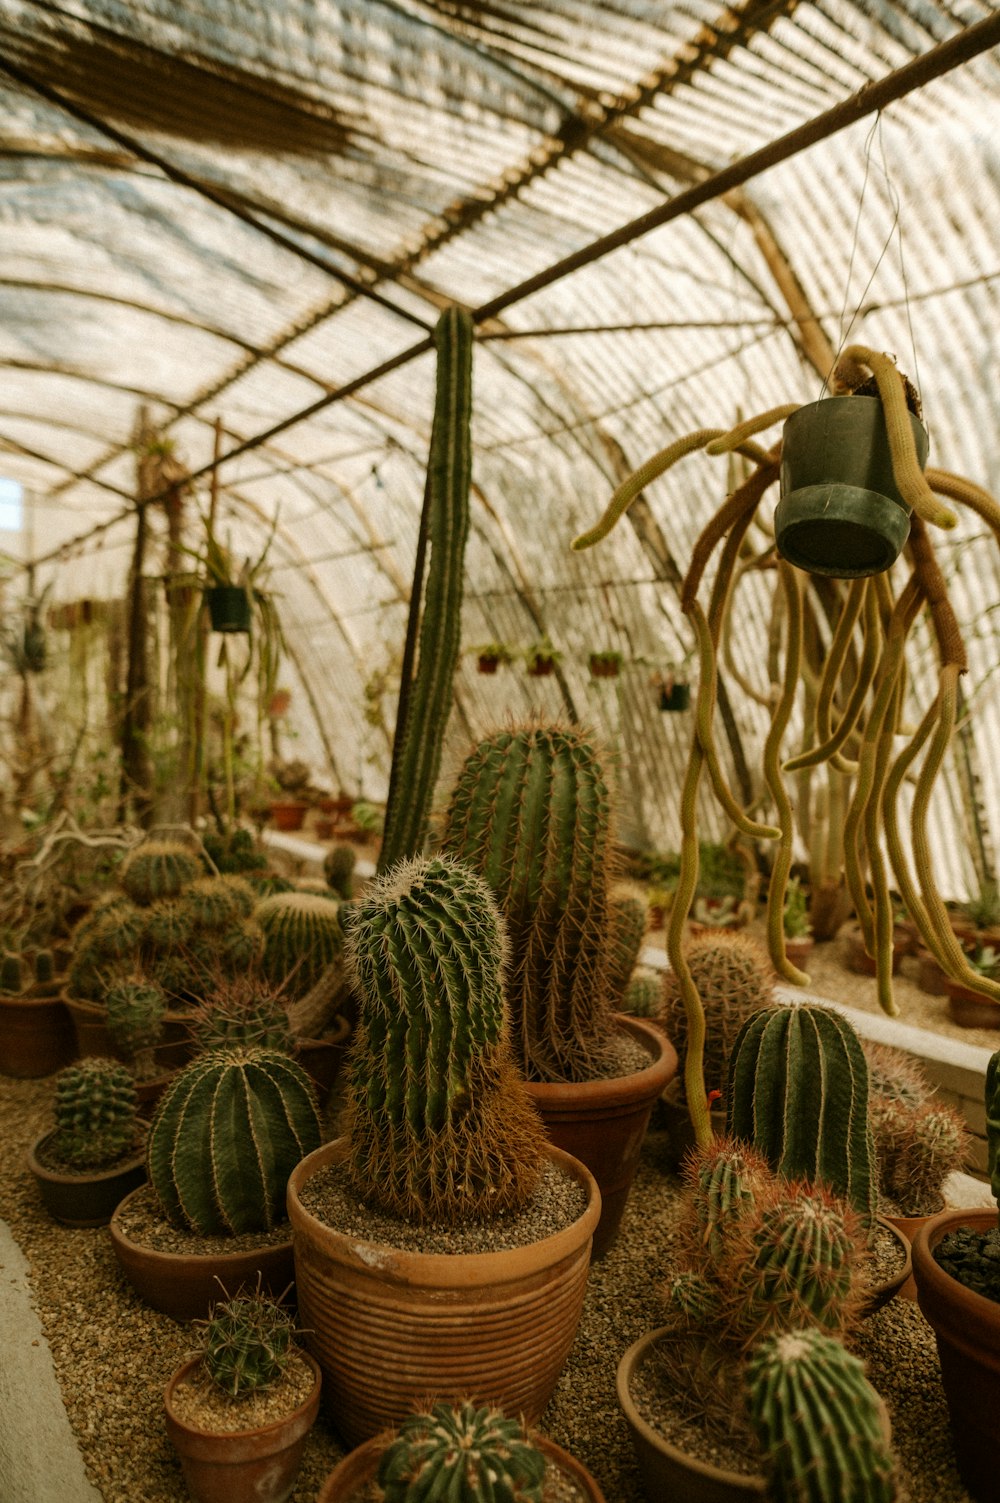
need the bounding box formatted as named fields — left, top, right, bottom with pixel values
left=205, top=584, right=252, bottom=633
left=659, top=683, right=691, bottom=713
left=775, top=395, right=929, bottom=578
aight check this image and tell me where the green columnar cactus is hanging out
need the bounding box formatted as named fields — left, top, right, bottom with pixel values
left=119, top=840, right=202, bottom=904
left=440, top=722, right=618, bottom=1082
left=663, top=929, right=774, bottom=1099
left=105, top=977, right=166, bottom=1064
left=51, top=1058, right=139, bottom=1169
left=0, top=953, right=23, bottom=993
left=323, top=843, right=356, bottom=900
left=681, top=1136, right=771, bottom=1259
left=744, top=1328, right=897, bottom=1502
left=193, top=976, right=295, bottom=1054
left=198, top=1287, right=296, bottom=1397
left=147, top=1046, right=322, bottom=1234
left=34, top=950, right=55, bottom=986
left=378, top=305, right=473, bottom=873
left=985, top=1047, right=1000, bottom=1215
left=727, top=1003, right=877, bottom=1230
left=377, top=1401, right=546, bottom=1503
left=607, top=891, right=649, bottom=1003
left=255, top=892, right=345, bottom=995
left=345, top=854, right=545, bottom=1221
left=621, top=967, right=664, bottom=1019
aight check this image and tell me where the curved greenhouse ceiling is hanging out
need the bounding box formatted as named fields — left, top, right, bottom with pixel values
left=0, top=0, right=999, bottom=891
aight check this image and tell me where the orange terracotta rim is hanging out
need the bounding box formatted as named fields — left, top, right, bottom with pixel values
left=525, top=1014, right=678, bottom=1112
left=164, top=1351, right=322, bottom=1446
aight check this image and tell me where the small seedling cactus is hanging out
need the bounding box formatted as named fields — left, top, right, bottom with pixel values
left=119, top=840, right=202, bottom=905
left=50, top=1057, right=140, bottom=1169
left=196, top=1284, right=297, bottom=1398
left=33, top=950, right=55, bottom=987
left=377, top=1400, right=546, bottom=1503
left=607, top=890, right=649, bottom=1003
left=621, top=967, right=664, bottom=1020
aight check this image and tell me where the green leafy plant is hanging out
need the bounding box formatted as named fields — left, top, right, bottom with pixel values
left=524, top=634, right=562, bottom=673
left=470, top=640, right=515, bottom=666
left=782, top=876, right=813, bottom=940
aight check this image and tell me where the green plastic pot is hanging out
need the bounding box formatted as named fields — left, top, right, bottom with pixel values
left=775, top=395, right=929, bottom=578
left=205, top=585, right=252, bottom=633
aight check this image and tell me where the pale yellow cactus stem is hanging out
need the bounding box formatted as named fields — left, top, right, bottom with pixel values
left=882, top=693, right=943, bottom=968
left=784, top=577, right=866, bottom=771
left=926, top=468, right=1000, bottom=545
left=705, top=404, right=802, bottom=455
left=762, top=561, right=810, bottom=986
left=833, top=346, right=957, bottom=530
left=865, top=673, right=907, bottom=1017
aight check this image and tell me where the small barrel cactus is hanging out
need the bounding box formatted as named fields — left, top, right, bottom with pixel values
left=865, top=1041, right=967, bottom=1215
left=193, top=976, right=295, bottom=1054
left=142, top=898, right=195, bottom=951
left=621, top=966, right=664, bottom=1019
left=183, top=874, right=257, bottom=928
left=663, top=929, right=773, bottom=1098
left=0, top=953, right=23, bottom=994
left=255, top=891, right=345, bottom=996
left=51, top=1058, right=139, bottom=1169
left=105, top=977, right=166, bottom=1064
left=680, top=1136, right=772, bottom=1260
left=147, top=1046, right=322, bottom=1234
left=119, top=840, right=202, bottom=905
left=727, top=1002, right=877, bottom=1230
left=377, top=1400, right=546, bottom=1503
left=607, top=890, right=649, bottom=1003
left=323, top=843, right=356, bottom=900
left=744, top=1327, right=897, bottom=1502
left=198, top=1286, right=296, bottom=1397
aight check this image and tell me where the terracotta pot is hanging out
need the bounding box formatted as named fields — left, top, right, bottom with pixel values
left=109, top=1185, right=295, bottom=1320
left=882, top=1199, right=946, bottom=1300
left=911, top=1207, right=1000, bottom=1501
left=659, top=1076, right=727, bottom=1174
left=63, top=991, right=197, bottom=1070
left=269, top=801, right=308, bottom=833
left=589, top=655, right=621, bottom=679
left=916, top=946, right=948, bottom=995
left=527, top=657, right=556, bottom=677
left=944, top=977, right=1000, bottom=1029
left=647, top=904, right=665, bottom=932
left=316, top=1428, right=607, bottom=1503
left=26, top=1131, right=146, bottom=1228
left=287, top=1138, right=600, bottom=1448
left=862, top=1216, right=913, bottom=1316
left=0, top=991, right=76, bottom=1078
left=313, top=817, right=336, bottom=841
left=164, top=1352, right=321, bottom=1503
left=524, top=1015, right=678, bottom=1257
left=477, top=654, right=500, bottom=674
left=841, top=923, right=903, bottom=976
left=782, top=934, right=814, bottom=970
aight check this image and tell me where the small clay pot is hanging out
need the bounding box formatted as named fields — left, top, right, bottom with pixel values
left=944, top=977, right=1000, bottom=1030
left=269, top=802, right=308, bottom=833
left=27, top=1131, right=146, bottom=1228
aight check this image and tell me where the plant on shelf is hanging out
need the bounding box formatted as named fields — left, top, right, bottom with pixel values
left=864, top=1040, right=969, bottom=1218
left=470, top=640, right=515, bottom=673
left=960, top=879, right=1000, bottom=941
left=573, top=343, right=1000, bottom=1147
left=524, top=634, right=562, bottom=677
left=26, top=1057, right=147, bottom=1226
left=690, top=893, right=742, bottom=929
left=588, top=648, right=623, bottom=679
left=606, top=887, right=650, bottom=1006
left=651, top=664, right=691, bottom=712
left=782, top=874, right=813, bottom=961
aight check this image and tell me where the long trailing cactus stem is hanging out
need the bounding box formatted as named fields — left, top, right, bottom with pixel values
left=926, top=468, right=1000, bottom=544
left=762, top=562, right=810, bottom=986
left=379, top=306, right=473, bottom=873
left=704, top=404, right=801, bottom=455
left=784, top=578, right=866, bottom=771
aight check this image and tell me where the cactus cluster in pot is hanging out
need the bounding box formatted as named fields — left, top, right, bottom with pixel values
left=377, top=1400, right=546, bottom=1502
left=864, top=1039, right=969, bottom=1216
left=48, top=1057, right=142, bottom=1170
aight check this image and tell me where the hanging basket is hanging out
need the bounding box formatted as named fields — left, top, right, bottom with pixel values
left=658, top=683, right=691, bottom=712
left=775, top=395, right=929, bottom=578
left=205, top=585, right=252, bottom=634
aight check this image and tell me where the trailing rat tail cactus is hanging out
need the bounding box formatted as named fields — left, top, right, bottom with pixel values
left=323, top=843, right=356, bottom=900
left=51, top=1058, right=139, bottom=1169
left=198, top=1286, right=296, bottom=1398
left=663, top=929, right=773, bottom=1100
left=378, top=306, right=473, bottom=873
left=745, top=1328, right=897, bottom=1502
left=147, top=1046, right=322, bottom=1234
left=440, top=722, right=618, bottom=1082
left=119, top=840, right=202, bottom=904
left=621, top=967, right=664, bottom=1020
left=344, top=854, right=545, bottom=1221
left=255, top=891, right=346, bottom=996
left=377, top=1400, right=546, bottom=1503
left=607, top=891, right=649, bottom=1003
left=727, top=1003, right=877, bottom=1231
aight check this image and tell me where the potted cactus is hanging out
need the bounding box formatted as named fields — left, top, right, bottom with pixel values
left=588, top=648, right=623, bottom=679
left=316, top=1399, right=606, bottom=1501
left=163, top=1283, right=322, bottom=1503
left=0, top=948, right=76, bottom=1079
left=781, top=875, right=813, bottom=968
left=524, top=634, right=561, bottom=677
left=470, top=640, right=515, bottom=674
left=287, top=854, right=600, bottom=1448
left=26, top=1057, right=147, bottom=1226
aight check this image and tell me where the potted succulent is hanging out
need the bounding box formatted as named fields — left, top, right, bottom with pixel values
left=524, top=634, right=561, bottom=677
left=164, top=1281, right=321, bottom=1503
left=781, top=874, right=813, bottom=969
left=0, top=948, right=76, bottom=1078
left=654, top=668, right=691, bottom=712
left=286, top=854, right=601, bottom=1448
left=317, top=1399, right=607, bottom=1502
left=588, top=648, right=623, bottom=679
left=439, top=722, right=678, bottom=1256
left=470, top=640, right=515, bottom=674
left=190, top=506, right=278, bottom=637
left=26, top=1057, right=147, bottom=1226
left=943, top=943, right=1000, bottom=1029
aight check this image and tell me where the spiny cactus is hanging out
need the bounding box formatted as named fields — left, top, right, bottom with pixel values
left=863, top=1039, right=932, bottom=1112
left=33, top=950, right=55, bottom=986
left=621, top=967, right=664, bottom=1020
left=745, top=1328, right=897, bottom=1502
left=323, top=843, right=356, bottom=900
left=105, top=976, right=166, bottom=1066
left=119, top=840, right=202, bottom=905
left=0, top=953, right=22, bottom=994
left=255, top=891, right=345, bottom=996
left=197, top=1286, right=296, bottom=1398
left=181, top=875, right=248, bottom=930
left=345, top=854, right=545, bottom=1221
left=663, top=930, right=773, bottom=1099
left=377, top=1400, right=546, bottom=1503
left=680, top=1136, right=771, bottom=1260
left=51, top=1058, right=139, bottom=1169
left=193, top=976, right=294, bottom=1054
left=440, top=721, right=618, bottom=1083
left=147, top=1046, right=322, bottom=1235
left=607, top=890, right=649, bottom=1004
left=870, top=1094, right=968, bottom=1215
left=727, top=1003, right=877, bottom=1231
left=142, top=898, right=195, bottom=951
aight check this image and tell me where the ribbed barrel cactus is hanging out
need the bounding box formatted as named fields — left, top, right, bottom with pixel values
left=663, top=929, right=773, bottom=1099
left=323, top=843, right=356, bottom=900
left=147, top=1046, right=321, bottom=1234
left=377, top=1401, right=546, bottom=1503
left=193, top=976, right=295, bottom=1054
left=727, top=1002, right=877, bottom=1230
left=255, top=891, right=346, bottom=996
left=51, top=1058, right=139, bottom=1169
left=344, top=854, right=545, bottom=1221
left=198, top=1287, right=296, bottom=1398
left=119, top=840, right=202, bottom=904
left=440, top=722, right=618, bottom=1083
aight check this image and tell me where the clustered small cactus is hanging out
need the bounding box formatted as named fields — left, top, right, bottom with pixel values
left=197, top=1285, right=297, bottom=1398
left=864, top=1040, right=968, bottom=1215
left=50, top=1057, right=139, bottom=1169
left=377, top=1400, right=546, bottom=1503
left=662, top=930, right=773, bottom=1099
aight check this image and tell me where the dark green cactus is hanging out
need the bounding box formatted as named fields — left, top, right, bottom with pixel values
left=986, top=1047, right=1000, bottom=1216
left=378, top=305, right=473, bottom=873
left=663, top=929, right=774, bottom=1098
left=682, top=1136, right=771, bottom=1260
left=119, top=840, right=202, bottom=904
left=344, top=854, right=545, bottom=1221
left=193, top=976, right=295, bottom=1054
left=142, top=898, right=195, bottom=950
left=607, top=891, right=650, bottom=1003
left=105, top=977, right=166, bottom=1063
left=727, top=1003, right=877, bottom=1231
left=323, top=843, right=356, bottom=900
left=377, top=1400, right=546, bottom=1503
left=255, top=892, right=345, bottom=995
left=440, top=722, right=618, bottom=1082
left=181, top=875, right=248, bottom=930
left=147, top=1046, right=322, bottom=1234
left=621, top=967, right=664, bottom=1019
left=744, top=1328, right=896, bottom=1502
left=0, top=953, right=23, bottom=994
left=198, top=1287, right=296, bottom=1398
left=51, top=1057, right=139, bottom=1169
left=870, top=1095, right=968, bottom=1216
left=33, top=949, right=55, bottom=986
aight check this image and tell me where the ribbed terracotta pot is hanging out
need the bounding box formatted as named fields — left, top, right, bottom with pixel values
left=164, top=1353, right=321, bottom=1503
left=316, top=1429, right=608, bottom=1502
left=524, top=1014, right=678, bottom=1257
left=882, top=1199, right=946, bottom=1301
left=0, top=991, right=76, bottom=1078
left=911, top=1206, right=1000, bottom=1502
left=26, top=1131, right=146, bottom=1228
left=287, top=1138, right=600, bottom=1448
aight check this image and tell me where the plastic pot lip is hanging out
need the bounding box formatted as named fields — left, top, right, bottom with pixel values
left=163, top=1350, right=322, bottom=1442
left=773, top=485, right=911, bottom=578
left=524, top=1014, right=678, bottom=1108
left=782, top=393, right=929, bottom=445
left=286, top=1137, right=601, bottom=1284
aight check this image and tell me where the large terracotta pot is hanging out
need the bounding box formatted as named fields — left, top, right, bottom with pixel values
left=525, top=1014, right=678, bottom=1257
left=164, top=1352, right=321, bottom=1503
left=63, top=991, right=197, bottom=1070
left=911, top=1206, right=1000, bottom=1501
left=109, top=1185, right=295, bottom=1320
left=26, top=1131, right=146, bottom=1228
left=0, top=991, right=76, bottom=1078
left=287, top=1138, right=600, bottom=1448
left=316, top=1429, right=607, bottom=1502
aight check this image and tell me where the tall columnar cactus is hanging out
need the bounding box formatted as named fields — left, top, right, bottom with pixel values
left=663, top=929, right=774, bottom=1099
left=378, top=305, right=473, bottom=873
left=744, top=1328, right=897, bottom=1502
left=727, top=1003, right=877, bottom=1230
left=198, top=1288, right=296, bottom=1398
left=147, top=1046, right=322, bottom=1234
left=0, top=953, right=22, bottom=994
left=986, top=1047, right=1000, bottom=1217
left=118, top=840, right=202, bottom=904
left=607, top=890, right=649, bottom=1004
left=345, top=854, right=545, bottom=1221
left=255, top=891, right=346, bottom=996
left=377, top=1401, right=546, bottom=1503
left=440, top=722, right=618, bottom=1082
left=51, top=1058, right=139, bottom=1169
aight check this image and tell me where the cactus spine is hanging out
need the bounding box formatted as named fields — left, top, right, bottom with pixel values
left=51, top=1058, right=139, bottom=1168
left=147, top=1046, right=321, bottom=1234
left=377, top=1400, right=546, bottom=1503
left=198, top=1287, right=296, bottom=1397
left=255, top=891, right=345, bottom=996
left=744, top=1328, right=896, bottom=1502
left=378, top=306, right=473, bottom=873
left=193, top=976, right=294, bottom=1054
left=727, top=1003, right=877, bottom=1230
left=440, top=722, right=618, bottom=1082
left=663, top=929, right=773, bottom=1099
left=345, top=854, right=545, bottom=1221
